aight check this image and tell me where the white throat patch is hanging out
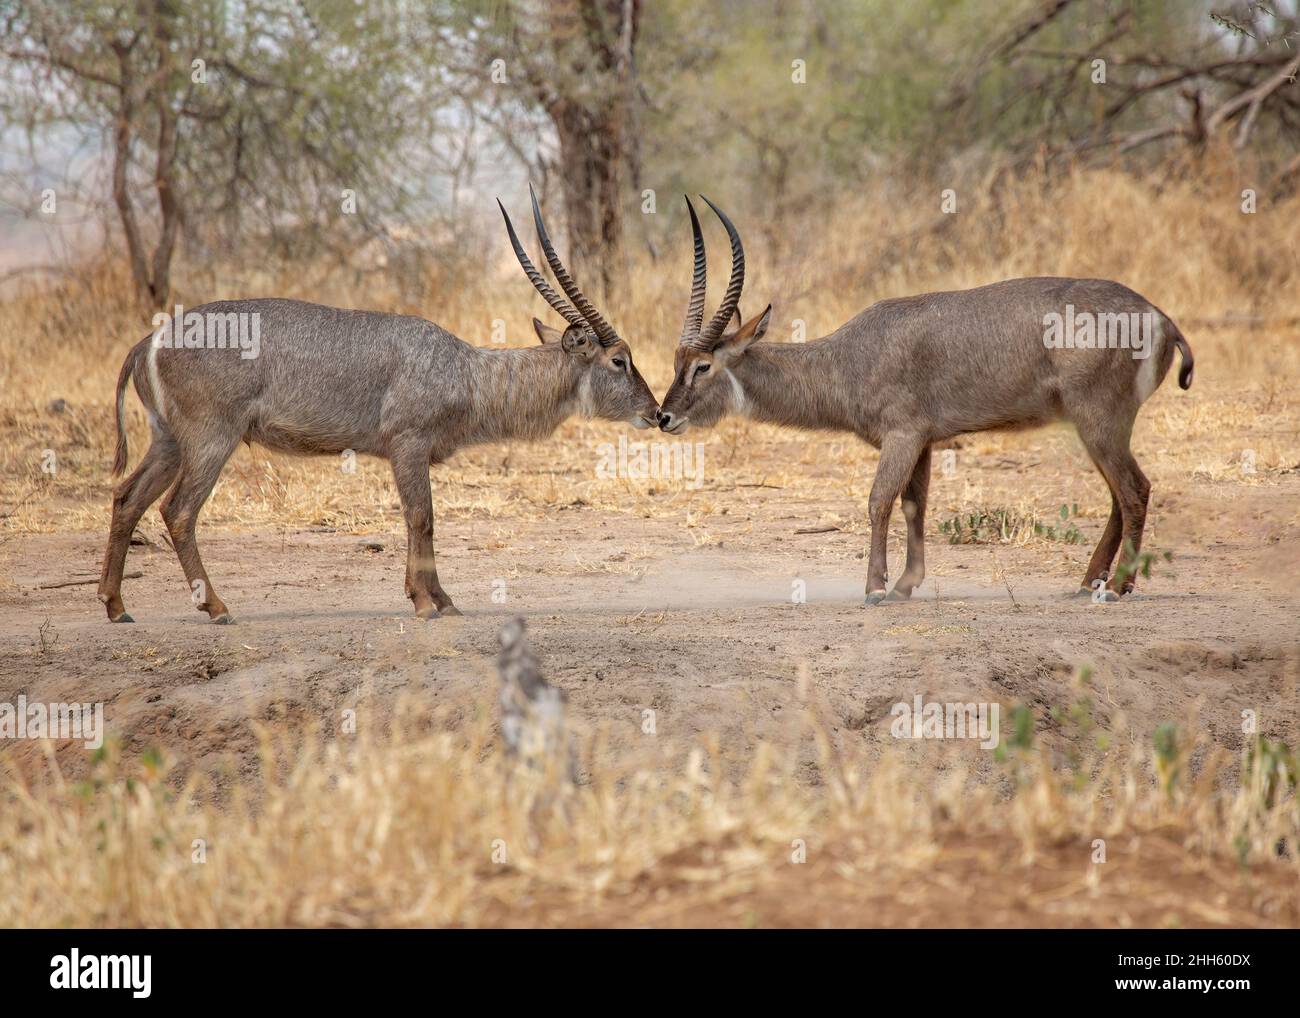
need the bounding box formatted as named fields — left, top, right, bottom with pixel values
left=723, top=368, right=748, bottom=414
left=574, top=371, right=596, bottom=418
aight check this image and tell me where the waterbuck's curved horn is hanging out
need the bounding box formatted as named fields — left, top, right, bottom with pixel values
left=529, top=183, right=620, bottom=347
left=497, top=198, right=586, bottom=330
left=679, top=195, right=708, bottom=348
left=698, top=195, right=744, bottom=345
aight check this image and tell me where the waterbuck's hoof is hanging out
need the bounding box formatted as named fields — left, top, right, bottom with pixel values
left=865, top=590, right=888, bottom=607
left=110, top=612, right=135, bottom=624
left=415, top=606, right=441, bottom=620
left=1092, top=590, right=1120, bottom=604
left=439, top=604, right=463, bottom=617
left=884, top=588, right=913, bottom=603
left=211, top=613, right=235, bottom=625
left=1069, top=586, right=1094, bottom=599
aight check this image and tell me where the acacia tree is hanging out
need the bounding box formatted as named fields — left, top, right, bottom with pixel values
left=0, top=0, right=444, bottom=309
left=942, top=0, right=1300, bottom=175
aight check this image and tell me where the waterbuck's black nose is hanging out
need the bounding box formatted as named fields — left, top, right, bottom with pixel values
left=657, top=411, right=674, bottom=431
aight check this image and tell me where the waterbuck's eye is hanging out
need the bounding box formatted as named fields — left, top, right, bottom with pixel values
left=611, top=357, right=627, bottom=370
left=695, top=363, right=711, bottom=377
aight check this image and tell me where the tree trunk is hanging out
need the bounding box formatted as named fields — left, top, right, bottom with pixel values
left=108, top=4, right=182, bottom=312
left=550, top=99, right=627, bottom=303
left=537, top=0, right=639, bottom=304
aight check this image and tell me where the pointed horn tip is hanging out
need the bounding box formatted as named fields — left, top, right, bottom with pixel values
left=699, top=194, right=733, bottom=221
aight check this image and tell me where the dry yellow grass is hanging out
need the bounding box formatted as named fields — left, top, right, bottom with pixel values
left=2, top=678, right=1296, bottom=928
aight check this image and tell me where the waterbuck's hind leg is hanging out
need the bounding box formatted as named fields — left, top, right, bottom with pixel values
left=159, top=434, right=241, bottom=623
left=1104, top=451, right=1151, bottom=596
left=98, top=436, right=181, bottom=622
left=1073, top=489, right=1122, bottom=597
left=886, top=444, right=931, bottom=601
left=1076, top=421, right=1151, bottom=601
left=864, top=432, right=928, bottom=606
left=389, top=442, right=460, bottom=619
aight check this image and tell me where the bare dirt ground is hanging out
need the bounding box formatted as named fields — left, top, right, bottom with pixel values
left=3, top=429, right=1296, bottom=792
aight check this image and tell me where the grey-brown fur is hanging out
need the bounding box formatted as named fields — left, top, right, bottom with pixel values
left=100, top=287, right=658, bottom=624
left=658, top=205, right=1194, bottom=605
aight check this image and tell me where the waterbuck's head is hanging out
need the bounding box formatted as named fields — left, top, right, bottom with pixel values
left=657, top=197, right=771, bottom=435
left=499, top=186, right=659, bottom=430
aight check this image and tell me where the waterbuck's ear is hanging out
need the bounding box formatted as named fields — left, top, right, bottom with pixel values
left=533, top=317, right=565, bottom=344
left=560, top=325, right=598, bottom=360
left=715, top=305, right=772, bottom=361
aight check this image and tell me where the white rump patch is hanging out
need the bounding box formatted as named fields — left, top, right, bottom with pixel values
left=1133, top=318, right=1164, bottom=404
left=145, top=340, right=167, bottom=420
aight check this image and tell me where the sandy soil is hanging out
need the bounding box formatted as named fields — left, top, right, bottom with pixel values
left=3, top=469, right=1296, bottom=788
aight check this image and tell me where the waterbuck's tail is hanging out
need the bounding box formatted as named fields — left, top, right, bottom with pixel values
left=111, top=345, right=139, bottom=476
left=1169, top=319, right=1194, bottom=389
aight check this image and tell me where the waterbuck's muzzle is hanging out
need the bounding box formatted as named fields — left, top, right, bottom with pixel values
left=630, top=373, right=660, bottom=429
left=656, top=409, right=688, bottom=434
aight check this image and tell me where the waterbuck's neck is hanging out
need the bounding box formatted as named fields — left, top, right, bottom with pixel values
left=462, top=344, right=587, bottom=446
left=728, top=339, right=862, bottom=433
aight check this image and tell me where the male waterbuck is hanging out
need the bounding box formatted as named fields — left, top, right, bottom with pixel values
left=657, top=198, right=1194, bottom=604
left=99, top=189, right=658, bottom=623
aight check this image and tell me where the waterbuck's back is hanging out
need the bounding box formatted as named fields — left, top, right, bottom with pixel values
left=142, top=298, right=474, bottom=456
left=841, top=276, right=1180, bottom=441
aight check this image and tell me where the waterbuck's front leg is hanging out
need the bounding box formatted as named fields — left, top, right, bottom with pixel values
left=389, top=440, right=461, bottom=619
left=865, top=432, right=928, bottom=606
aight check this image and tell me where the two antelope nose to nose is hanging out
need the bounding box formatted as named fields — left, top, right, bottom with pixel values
left=656, top=410, right=674, bottom=432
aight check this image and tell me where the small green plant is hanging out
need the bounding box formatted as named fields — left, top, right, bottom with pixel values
left=36, top=617, right=58, bottom=655
left=1049, top=667, right=1108, bottom=788
left=1243, top=737, right=1298, bottom=811
left=1112, top=542, right=1175, bottom=589
left=938, top=503, right=1084, bottom=545
left=1153, top=722, right=1183, bottom=797
left=994, top=702, right=1036, bottom=763
left=1034, top=503, right=1085, bottom=544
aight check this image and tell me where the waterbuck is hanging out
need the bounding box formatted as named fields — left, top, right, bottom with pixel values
left=98, top=189, right=658, bottom=623
left=656, top=198, right=1194, bottom=604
